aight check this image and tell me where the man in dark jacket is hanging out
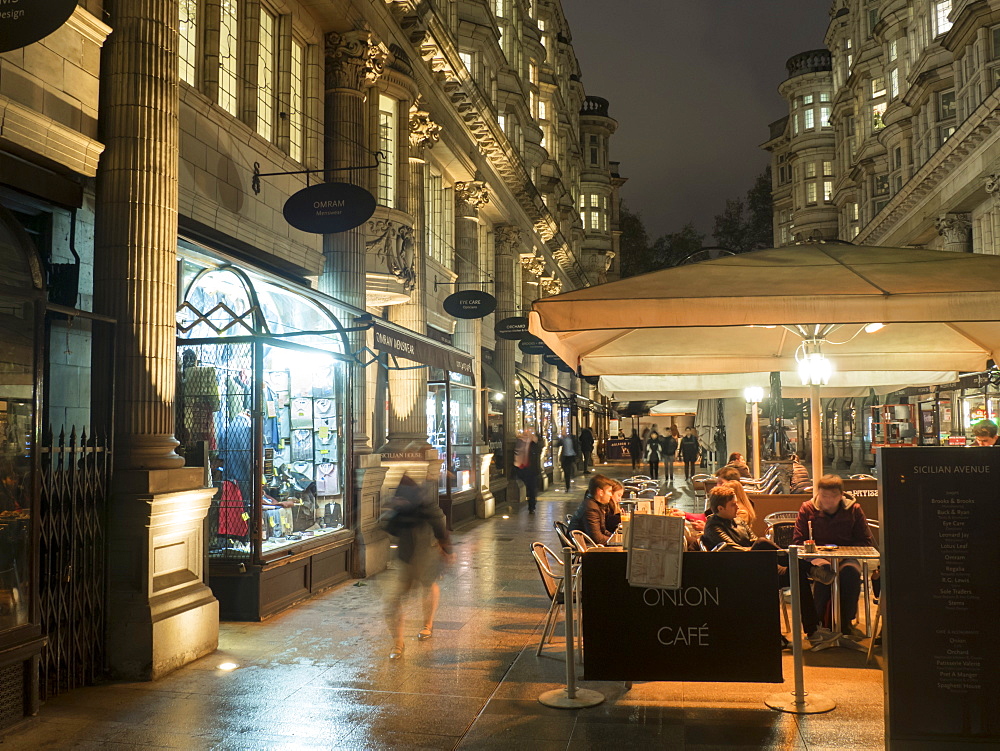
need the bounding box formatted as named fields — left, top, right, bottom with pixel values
left=579, top=427, right=595, bottom=474
left=793, top=474, right=875, bottom=639
left=660, top=431, right=678, bottom=483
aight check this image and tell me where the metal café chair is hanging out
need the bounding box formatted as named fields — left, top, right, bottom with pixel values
left=570, top=529, right=602, bottom=554
left=553, top=520, right=574, bottom=551
left=530, top=542, right=580, bottom=656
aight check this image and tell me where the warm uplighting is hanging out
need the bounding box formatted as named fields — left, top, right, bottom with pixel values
left=502, top=514, right=510, bottom=519
left=218, top=662, right=239, bottom=671
left=389, top=544, right=398, bottom=549
left=743, top=386, right=764, bottom=404
left=493, top=392, right=504, bottom=402
left=864, top=322, right=885, bottom=333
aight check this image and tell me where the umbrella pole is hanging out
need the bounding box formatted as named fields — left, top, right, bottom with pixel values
left=810, top=384, right=823, bottom=479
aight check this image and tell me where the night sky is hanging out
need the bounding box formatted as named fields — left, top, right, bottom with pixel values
left=564, top=1, right=831, bottom=241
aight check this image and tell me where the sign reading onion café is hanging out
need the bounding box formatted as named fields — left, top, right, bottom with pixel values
left=0, top=0, right=78, bottom=53
left=282, top=182, right=376, bottom=234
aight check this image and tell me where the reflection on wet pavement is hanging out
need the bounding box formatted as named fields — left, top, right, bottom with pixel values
left=4, top=465, right=884, bottom=750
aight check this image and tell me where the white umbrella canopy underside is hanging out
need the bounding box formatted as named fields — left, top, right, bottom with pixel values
left=600, top=371, right=960, bottom=401
left=529, top=244, right=1000, bottom=377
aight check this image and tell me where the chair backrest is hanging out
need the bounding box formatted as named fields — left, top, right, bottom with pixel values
left=851, top=474, right=877, bottom=480
left=531, top=542, right=563, bottom=600
left=767, top=521, right=796, bottom=549
left=637, top=488, right=657, bottom=499
left=621, top=488, right=638, bottom=499
left=630, top=475, right=651, bottom=481
left=553, top=520, right=574, bottom=550
left=570, top=529, right=601, bottom=553
left=763, top=511, right=800, bottom=525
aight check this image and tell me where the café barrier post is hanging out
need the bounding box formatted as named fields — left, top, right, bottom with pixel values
left=765, top=545, right=836, bottom=714
left=538, top=548, right=604, bottom=709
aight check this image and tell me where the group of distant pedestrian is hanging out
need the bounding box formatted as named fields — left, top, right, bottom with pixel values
left=627, top=426, right=701, bottom=482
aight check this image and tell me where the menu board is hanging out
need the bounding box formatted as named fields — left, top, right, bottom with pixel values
left=626, top=513, right=684, bottom=589
left=581, top=551, right=781, bottom=682
left=879, top=447, right=1000, bottom=748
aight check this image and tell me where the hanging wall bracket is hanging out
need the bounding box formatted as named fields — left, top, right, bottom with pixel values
left=252, top=152, right=385, bottom=195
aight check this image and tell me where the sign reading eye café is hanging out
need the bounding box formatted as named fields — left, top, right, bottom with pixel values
left=0, top=0, right=78, bottom=53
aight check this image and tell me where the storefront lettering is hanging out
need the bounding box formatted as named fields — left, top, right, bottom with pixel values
left=374, top=330, right=416, bottom=356
left=657, top=624, right=710, bottom=646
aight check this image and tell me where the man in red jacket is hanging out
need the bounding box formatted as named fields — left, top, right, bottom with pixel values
left=793, top=474, right=875, bottom=640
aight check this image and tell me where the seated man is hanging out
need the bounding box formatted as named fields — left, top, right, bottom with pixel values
left=703, top=486, right=834, bottom=648
left=972, top=419, right=1000, bottom=446
left=792, top=474, right=876, bottom=640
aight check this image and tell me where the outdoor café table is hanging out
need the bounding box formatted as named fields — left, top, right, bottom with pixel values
left=804, top=545, right=880, bottom=649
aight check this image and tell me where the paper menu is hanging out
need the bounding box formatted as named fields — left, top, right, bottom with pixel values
left=626, top=513, right=685, bottom=589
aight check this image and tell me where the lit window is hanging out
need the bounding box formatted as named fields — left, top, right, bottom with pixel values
left=425, top=171, right=454, bottom=268
left=888, top=39, right=898, bottom=62
left=378, top=95, right=398, bottom=207
left=872, top=102, right=887, bottom=130
left=823, top=160, right=833, bottom=176
left=934, top=1, right=952, bottom=36
left=821, top=106, right=831, bottom=127
left=538, top=99, right=546, bottom=120
left=497, top=113, right=506, bottom=132
left=803, top=94, right=814, bottom=105
left=805, top=162, right=817, bottom=179
left=939, top=90, right=956, bottom=119
left=804, top=109, right=815, bottom=129
left=257, top=7, right=276, bottom=141
left=218, top=0, right=239, bottom=115
left=941, top=125, right=957, bottom=141
left=871, top=77, right=886, bottom=99
left=179, top=0, right=198, bottom=85
left=289, top=38, right=305, bottom=162
left=793, top=115, right=799, bottom=136
left=806, top=183, right=817, bottom=204
left=992, top=26, right=1000, bottom=59
left=823, top=181, right=833, bottom=202
left=820, top=92, right=831, bottom=102
left=459, top=51, right=473, bottom=72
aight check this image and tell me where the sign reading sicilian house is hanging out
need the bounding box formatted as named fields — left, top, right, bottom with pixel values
left=442, top=290, right=496, bottom=319
left=0, top=0, right=78, bottom=53
left=282, top=182, right=376, bottom=234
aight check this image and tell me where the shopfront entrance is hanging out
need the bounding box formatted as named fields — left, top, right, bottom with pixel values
left=176, top=251, right=354, bottom=621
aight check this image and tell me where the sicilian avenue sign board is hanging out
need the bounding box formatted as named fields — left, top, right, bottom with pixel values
left=495, top=316, right=529, bottom=340
left=282, top=182, right=376, bottom=234
left=443, top=290, right=496, bottom=320
left=0, top=0, right=78, bottom=53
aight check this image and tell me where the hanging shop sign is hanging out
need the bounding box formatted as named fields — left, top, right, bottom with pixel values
left=518, top=335, right=547, bottom=355
left=373, top=321, right=473, bottom=376
left=0, top=0, right=78, bottom=53
left=582, top=374, right=601, bottom=387
left=443, top=290, right=496, bottom=319
left=282, top=182, right=376, bottom=234
left=495, top=316, right=530, bottom=340
left=543, top=353, right=575, bottom=374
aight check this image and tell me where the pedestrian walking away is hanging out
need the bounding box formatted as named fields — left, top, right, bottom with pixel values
left=579, top=426, right=595, bottom=474
left=660, top=429, right=678, bottom=484
left=644, top=430, right=662, bottom=480
left=381, top=460, right=455, bottom=660
left=679, top=427, right=700, bottom=481
left=514, top=428, right=540, bottom=512
left=558, top=428, right=580, bottom=491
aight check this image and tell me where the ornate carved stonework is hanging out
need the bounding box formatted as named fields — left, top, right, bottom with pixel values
left=539, top=277, right=562, bottom=295
left=325, top=29, right=388, bottom=91
left=934, top=212, right=972, bottom=247
left=519, top=253, right=546, bottom=277
left=495, top=225, right=523, bottom=256
left=366, top=219, right=416, bottom=290
left=985, top=173, right=1000, bottom=207
left=408, top=101, right=442, bottom=152
left=454, top=180, right=490, bottom=215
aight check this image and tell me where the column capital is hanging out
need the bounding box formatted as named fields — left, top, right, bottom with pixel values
left=495, top=225, right=523, bottom=256
left=934, top=212, right=971, bottom=246
left=539, top=276, right=563, bottom=296
left=408, top=100, right=441, bottom=153
left=519, top=253, right=546, bottom=277
left=325, top=29, right=388, bottom=91
left=455, top=180, right=490, bottom=215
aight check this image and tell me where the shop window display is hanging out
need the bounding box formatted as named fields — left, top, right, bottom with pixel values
left=176, top=255, right=350, bottom=562
left=427, top=369, right=475, bottom=494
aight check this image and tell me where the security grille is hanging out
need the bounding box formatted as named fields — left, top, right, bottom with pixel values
left=37, top=427, right=110, bottom=700
left=0, top=663, right=24, bottom=732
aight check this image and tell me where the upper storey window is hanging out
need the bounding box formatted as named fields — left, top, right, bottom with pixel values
left=289, top=38, right=305, bottom=163
left=377, top=95, right=398, bottom=207
left=179, top=0, right=198, bottom=85
left=257, top=7, right=277, bottom=141
left=219, top=0, right=240, bottom=116
left=934, top=1, right=953, bottom=37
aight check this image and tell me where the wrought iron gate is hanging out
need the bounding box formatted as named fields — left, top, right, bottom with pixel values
left=37, top=427, right=110, bottom=700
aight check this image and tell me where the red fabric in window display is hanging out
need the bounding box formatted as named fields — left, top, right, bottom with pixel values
left=218, top=481, right=248, bottom=537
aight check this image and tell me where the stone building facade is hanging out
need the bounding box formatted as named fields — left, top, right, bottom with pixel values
left=0, top=0, right=620, bottom=720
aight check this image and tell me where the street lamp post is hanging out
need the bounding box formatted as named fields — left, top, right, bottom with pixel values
left=744, top=386, right=764, bottom=479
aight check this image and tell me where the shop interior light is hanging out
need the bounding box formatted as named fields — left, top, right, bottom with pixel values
left=864, top=322, right=885, bottom=333
left=493, top=392, right=504, bottom=402
left=743, top=385, right=764, bottom=404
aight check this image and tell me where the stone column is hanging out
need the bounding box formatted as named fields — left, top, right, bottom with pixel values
left=94, top=0, right=217, bottom=679
left=381, top=103, right=440, bottom=452
left=495, top=225, right=522, bottom=503
left=454, top=181, right=493, bottom=516
left=322, top=29, right=389, bottom=575
left=935, top=212, right=972, bottom=253
left=985, top=173, right=1000, bottom=254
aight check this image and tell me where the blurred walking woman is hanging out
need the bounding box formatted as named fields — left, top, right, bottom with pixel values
left=567, top=474, right=617, bottom=545
left=644, top=431, right=662, bottom=480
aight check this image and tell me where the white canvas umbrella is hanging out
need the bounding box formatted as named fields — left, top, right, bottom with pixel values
left=530, top=243, right=1000, bottom=474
